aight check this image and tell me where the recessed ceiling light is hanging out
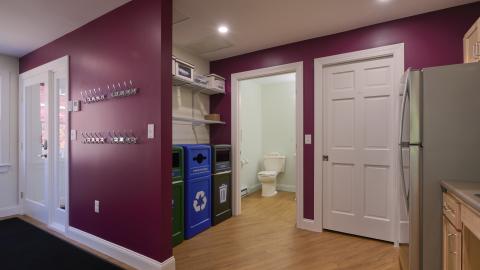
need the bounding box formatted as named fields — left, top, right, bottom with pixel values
left=218, top=25, right=229, bottom=34
left=378, top=0, right=391, bottom=3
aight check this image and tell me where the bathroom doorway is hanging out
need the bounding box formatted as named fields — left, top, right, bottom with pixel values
left=231, top=62, right=305, bottom=227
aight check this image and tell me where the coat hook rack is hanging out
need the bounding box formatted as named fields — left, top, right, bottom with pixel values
left=80, top=80, right=139, bottom=104
left=80, top=130, right=138, bottom=144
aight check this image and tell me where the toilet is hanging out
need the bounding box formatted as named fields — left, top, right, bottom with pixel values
left=257, top=152, right=286, bottom=197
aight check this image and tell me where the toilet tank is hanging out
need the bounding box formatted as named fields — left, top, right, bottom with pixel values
left=263, top=152, right=286, bottom=172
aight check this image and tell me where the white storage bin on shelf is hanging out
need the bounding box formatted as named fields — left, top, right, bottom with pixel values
left=207, top=74, right=225, bottom=93
left=173, top=56, right=195, bottom=82
left=193, top=73, right=209, bottom=88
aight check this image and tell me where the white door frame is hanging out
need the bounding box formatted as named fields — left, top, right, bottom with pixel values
left=19, top=56, right=70, bottom=232
left=314, top=43, right=404, bottom=244
left=231, top=62, right=317, bottom=230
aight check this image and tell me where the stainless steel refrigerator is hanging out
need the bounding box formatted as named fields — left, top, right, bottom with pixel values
left=399, top=63, right=480, bottom=270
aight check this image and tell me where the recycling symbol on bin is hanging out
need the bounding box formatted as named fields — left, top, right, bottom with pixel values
left=193, top=190, right=207, bottom=212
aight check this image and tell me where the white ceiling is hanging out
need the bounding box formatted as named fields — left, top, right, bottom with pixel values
left=173, top=0, right=478, bottom=61
left=0, top=0, right=131, bottom=57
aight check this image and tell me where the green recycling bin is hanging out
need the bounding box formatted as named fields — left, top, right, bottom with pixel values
left=172, top=180, right=184, bottom=246
left=172, top=146, right=184, bottom=246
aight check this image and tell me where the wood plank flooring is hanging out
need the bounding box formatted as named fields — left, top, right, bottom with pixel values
left=174, top=191, right=400, bottom=270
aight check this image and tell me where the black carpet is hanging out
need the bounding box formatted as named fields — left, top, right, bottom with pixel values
left=0, top=218, right=123, bottom=270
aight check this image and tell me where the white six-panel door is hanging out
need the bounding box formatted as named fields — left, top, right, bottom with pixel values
left=323, top=56, right=396, bottom=242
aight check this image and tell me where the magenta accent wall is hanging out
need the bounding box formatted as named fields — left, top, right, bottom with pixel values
left=20, top=0, right=173, bottom=262
left=210, top=2, right=480, bottom=219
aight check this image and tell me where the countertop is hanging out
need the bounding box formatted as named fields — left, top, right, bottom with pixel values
left=441, top=180, right=480, bottom=212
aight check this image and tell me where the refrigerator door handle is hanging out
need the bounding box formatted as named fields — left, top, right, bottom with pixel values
left=399, top=69, right=411, bottom=211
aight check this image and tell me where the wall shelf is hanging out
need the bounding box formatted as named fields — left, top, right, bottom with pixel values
left=173, top=116, right=225, bottom=126
left=172, top=75, right=225, bottom=95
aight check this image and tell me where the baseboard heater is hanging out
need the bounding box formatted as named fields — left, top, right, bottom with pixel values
left=241, top=187, right=248, bottom=197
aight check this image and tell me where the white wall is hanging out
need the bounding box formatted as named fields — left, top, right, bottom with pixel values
left=239, top=80, right=263, bottom=192
left=261, top=81, right=296, bottom=191
left=0, top=54, right=19, bottom=216
left=172, top=46, right=211, bottom=144
left=239, top=75, right=296, bottom=193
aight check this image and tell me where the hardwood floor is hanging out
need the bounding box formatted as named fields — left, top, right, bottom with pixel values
left=174, top=191, right=400, bottom=270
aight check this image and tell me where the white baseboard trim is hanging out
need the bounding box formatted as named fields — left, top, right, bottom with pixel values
left=399, top=221, right=409, bottom=244
left=297, top=218, right=323, bottom=232
left=67, top=226, right=175, bottom=270
left=48, top=222, right=66, bottom=234
left=277, top=184, right=296, bottom=193
left=161, top=256, right=176, bottom=270
left=0, top=205, right=22, bottom=218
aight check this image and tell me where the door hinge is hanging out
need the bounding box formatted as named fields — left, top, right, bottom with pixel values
left=20, top=192, right=24, bottom=199
left=323, top=155, right=329, bottom=161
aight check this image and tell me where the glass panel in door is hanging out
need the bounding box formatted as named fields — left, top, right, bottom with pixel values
left=56, top=76, right=68, bottom=211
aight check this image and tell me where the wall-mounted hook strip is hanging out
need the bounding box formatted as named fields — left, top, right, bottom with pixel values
left=80, top=81, right=139, bottom=106
left=79, top=131, right=138, bottom=144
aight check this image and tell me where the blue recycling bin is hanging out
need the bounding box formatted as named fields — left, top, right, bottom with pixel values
left=181, top=144, right=211, bottom=179
left=181, top=144, right=212, bottom=239
left=184, top=175, right=211, bottom=239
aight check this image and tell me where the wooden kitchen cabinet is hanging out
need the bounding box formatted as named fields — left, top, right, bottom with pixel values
left=464, top=17, right=480, bottom=63
left=443, top=217, right=462, bottom=270
left=442, top=190, right=480, bottom=270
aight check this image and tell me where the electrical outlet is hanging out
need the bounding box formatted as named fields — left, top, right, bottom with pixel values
left=94, top=200, right=100, bottom=213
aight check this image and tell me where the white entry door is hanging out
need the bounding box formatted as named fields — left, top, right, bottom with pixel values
left=23, top=73, right=51, bottom=224
left=323, top=56, right=396, bottom=242
left=20, top=56, right=69, bottom=229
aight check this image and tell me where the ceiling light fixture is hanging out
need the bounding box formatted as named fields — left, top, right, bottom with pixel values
left=218, top=25, right=229, bottom=34
left=377, top=0, right=391, bottom=3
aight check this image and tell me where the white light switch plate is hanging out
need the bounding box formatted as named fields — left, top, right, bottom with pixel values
left=147, top=124, right=155, bottom=139
left=305, top=134, right=312, bottom=144
left=68, top=100, right=81, bottom=112
left=94, top=200, right=100, bottom=213
left=70, top=129, right=77, bottom=141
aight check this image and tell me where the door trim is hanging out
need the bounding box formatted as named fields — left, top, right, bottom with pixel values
left=314, top=43, right=405, bottom=244
left=230, top=62, right=316, bottom=231
left=19, top=55, right=69, bottom=231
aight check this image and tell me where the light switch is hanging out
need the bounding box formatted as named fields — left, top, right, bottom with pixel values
left=68, top=100, right=81, bottom=112
left=147, top=124, right=155, bottom=139
left=305, top=134, right=312, bottom=144
left=70, top=129, right=77, bottom=141
left=94, top=200, right=100, bottom=213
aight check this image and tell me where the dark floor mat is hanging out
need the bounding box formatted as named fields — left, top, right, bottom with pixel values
left=0, top=218, right=123, bottom=270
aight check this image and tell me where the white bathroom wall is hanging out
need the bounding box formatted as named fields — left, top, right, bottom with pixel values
left=261, top=81, right=296, bottom=192
left=239, top=80, right=263, bottom=193
left=239, top=73, right=296, bottom=194
left=172, top=46, right=211, bottom=144
left=0, top=54, right=19, bottom=217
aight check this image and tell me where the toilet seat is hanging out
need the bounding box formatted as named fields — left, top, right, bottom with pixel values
left=258, top=171, right=278, bottom=177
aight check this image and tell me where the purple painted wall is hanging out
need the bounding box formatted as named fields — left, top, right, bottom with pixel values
left=20, top=0, right=173, bottom=262
left=210, top=3, right=480, bottom=219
